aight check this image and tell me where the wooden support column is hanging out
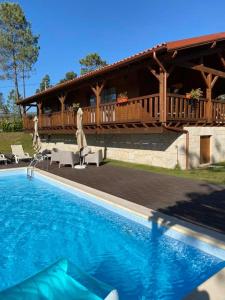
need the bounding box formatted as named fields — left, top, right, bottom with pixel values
left=91, top=82, right=105, bottom=128
left=37, top=101, right=43, bottom=128
left=201, top=72, right=219, bottom=122
left=206, top=74, right=212, bottom=122
left=148, top=66, right=168, bottom=123
left=22, top=106, right=26, bottom=116
left=58, top=93, right=67, bottom=127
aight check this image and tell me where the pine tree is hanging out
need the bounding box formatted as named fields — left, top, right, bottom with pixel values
left=79, top=53, right=107, bottom=75
left=0, top=2, right=39, bottom=100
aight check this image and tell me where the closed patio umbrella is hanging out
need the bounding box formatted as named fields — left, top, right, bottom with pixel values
left=33, top=116, right=41, bottom=153
left=75, top=108, right=88, bottom=169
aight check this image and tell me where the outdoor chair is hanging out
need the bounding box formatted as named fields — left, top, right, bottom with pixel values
left=85, top=149, right=103, bottom=167
left=11, top=145, right=32, bottom=164
left=50, top=148, right=61, bottom=165
left=0, top=154, right=7, bottom=165
left=59, top=151, right=80, bottom=168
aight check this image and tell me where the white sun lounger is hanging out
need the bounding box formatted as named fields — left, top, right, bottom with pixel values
left=11, top=145, right=32, bottom=164
left=0, top=154, right=7, bottom=165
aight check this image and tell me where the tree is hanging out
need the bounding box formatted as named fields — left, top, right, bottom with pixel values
left=36, top=74, right=51, bottom=93
left=59, top=71, right=77, bottom=83
left=0, top=2, right=39, bottom=100
left=6, top=89, right=20, bottom=114
left=79, top=53, right=107, bottom=75
left=0, top=92, right=9, bottom=113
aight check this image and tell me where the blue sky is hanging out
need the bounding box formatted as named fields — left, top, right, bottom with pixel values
left=0, top=0, right=225, bottom=100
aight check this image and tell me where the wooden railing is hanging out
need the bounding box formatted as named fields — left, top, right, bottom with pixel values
left=100, top=94, right=160, bottom=123
left=23, top=116, right=34, bottom=130
left=23, top=93, right=225, bottom=131
left=167, top=94, right=208, bottom=121
left=212, top=100, right=225, bottom=122
left=83, top=106, right=96, bottom=125
left=63, top=111, right=76, bottom=126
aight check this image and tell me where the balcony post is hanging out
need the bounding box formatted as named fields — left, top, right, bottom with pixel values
left=159, top=70, right=167, bottom=123
left=201, top=72, right=218, bottom=122
left=37, top=101, right=42, bottom=128
left=91, top=82, right=105, bottom=128
left=58, top=93, right=67, bottom=127
left=206, top=74, right=212, bottom=122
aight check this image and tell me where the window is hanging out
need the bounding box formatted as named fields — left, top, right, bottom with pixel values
left=101, top=88, right=116, bottom=103
left=90, top=96, right=96, bottom=107
left=89, top=87, right=116, bottom=106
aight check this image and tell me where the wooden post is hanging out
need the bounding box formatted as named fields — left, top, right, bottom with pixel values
left=148, top=66, right=168, bottom=123
left=201, top=72, right=218, bottom=122
left=206, top=73, right=212, bottom=122
left=158, top=70, right=168, bottom=123
left=22, top=106, right=26, bottom=116
left=37, top=101, right=42, bottom=128
left=91, top=82, right=105, bottom=128
left=58, top=93, right=67, bottom=127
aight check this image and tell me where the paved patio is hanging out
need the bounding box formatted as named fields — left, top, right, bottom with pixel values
left=1, top=161, right=225, bottom=234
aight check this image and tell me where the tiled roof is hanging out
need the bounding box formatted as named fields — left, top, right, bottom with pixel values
left=18, top=32, right=225, bottom=105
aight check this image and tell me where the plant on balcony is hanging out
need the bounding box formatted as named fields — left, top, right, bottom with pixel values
left=186, top=88, right=203, bottom=101
left=117, top=91, right=128, bottom=103
left=70, top=102, right=80, bottom=112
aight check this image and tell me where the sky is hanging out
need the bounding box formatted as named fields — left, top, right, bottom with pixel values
left=0, top=0, right=225, bottom=100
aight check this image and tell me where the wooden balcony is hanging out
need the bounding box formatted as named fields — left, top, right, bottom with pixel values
left=23, top=93, right=225, bottom=134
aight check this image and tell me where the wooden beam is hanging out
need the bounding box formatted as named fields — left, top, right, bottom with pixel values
left=211, top=75, right=219, bottom=88
left=147, top=66, right=160, bottom=81
left=168, top=47, right=224, bottom=65
left=177, top=61, right=225, bottom=78
left=200, top=71, right=209, bottom=87
left=172, top=50, right=178, bottom=59
left=218, top=53, right=225, bottom=69
left=211, top=41, right=217, bottom=48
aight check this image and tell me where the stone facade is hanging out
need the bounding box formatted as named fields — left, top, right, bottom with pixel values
left=40, top=126, right=225, bottom=169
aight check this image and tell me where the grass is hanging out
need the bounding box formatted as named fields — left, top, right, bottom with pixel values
left=107, top=159, right=225, bottom=185
left=0, top=132, right=34, bottom=155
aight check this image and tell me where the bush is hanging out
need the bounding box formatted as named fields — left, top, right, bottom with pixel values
left=0, top=119, right=23, bottom=132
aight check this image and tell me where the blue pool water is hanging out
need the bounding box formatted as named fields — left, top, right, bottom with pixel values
left=0, top=170, right=224, bottom=300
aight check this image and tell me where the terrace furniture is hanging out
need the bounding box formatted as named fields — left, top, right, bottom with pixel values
left=59, top=151, right=80, bottom=168
left=50, top=148, right=61, bottom=165
left=0, top=154, right=7, bottom=165
left=11, top=145, right=32, bottom=164
left=85, top=149, right=103, bottom=167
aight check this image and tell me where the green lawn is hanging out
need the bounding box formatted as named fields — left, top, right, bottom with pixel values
left=0, top=132, right=34, bottom=155
left=1, top=132, right=225, bottom=185
left=107, top=159, right=225, bottom=185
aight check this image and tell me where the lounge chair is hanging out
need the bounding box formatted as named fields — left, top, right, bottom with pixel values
left=0, top=154, right=7, bottom=165
left=50, top=148, right=61, bottom=165
left=85, top=149, right=103, bottom=167
left=11, top=145, right=32, bottom=164
left=59, top=151, right=80, bottom=168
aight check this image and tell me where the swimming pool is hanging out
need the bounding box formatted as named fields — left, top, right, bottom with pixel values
left=0, top=169, right=225, bottom=300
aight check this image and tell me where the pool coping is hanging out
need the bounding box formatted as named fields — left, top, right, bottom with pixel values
left=1, top=166, right=225, bottom=299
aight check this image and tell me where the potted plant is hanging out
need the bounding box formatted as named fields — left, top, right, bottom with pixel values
left=71, top=102, right=80, bottom=112
left=117, top=91, right=128, bottom=103
left=186, top=88, right=203, bottom=106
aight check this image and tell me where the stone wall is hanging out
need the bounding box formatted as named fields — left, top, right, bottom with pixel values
left=40, top=132, right=186, bottom=169
left=40, top=127, right=225, bottom=169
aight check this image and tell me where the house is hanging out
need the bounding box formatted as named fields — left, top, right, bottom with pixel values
left=18, top=32, right=225, bottom=169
